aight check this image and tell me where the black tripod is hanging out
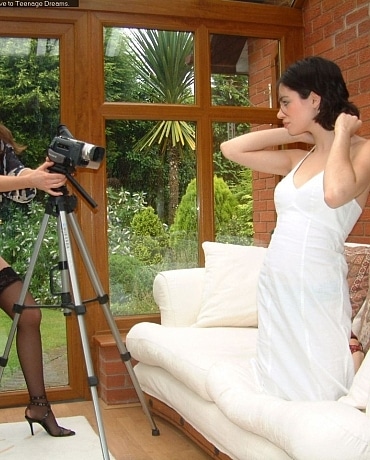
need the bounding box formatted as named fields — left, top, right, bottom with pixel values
left=0, top=182, right=159, bottom=460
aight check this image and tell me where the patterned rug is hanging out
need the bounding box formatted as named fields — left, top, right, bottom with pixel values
left=0, top=416, right=115, bottom=459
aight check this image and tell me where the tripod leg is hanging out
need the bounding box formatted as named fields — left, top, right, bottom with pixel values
left=58, top=211, right=111, bottom=460
left=67, top=212, right=160, bottom=435
left=0, top=213, right=50, bottom=383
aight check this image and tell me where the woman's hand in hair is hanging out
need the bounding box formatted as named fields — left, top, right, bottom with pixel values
left=335, top=113, right=362, bottom=137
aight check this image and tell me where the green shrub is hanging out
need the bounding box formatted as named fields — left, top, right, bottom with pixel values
left=170, top=175, right=238, bottom=244
left=170, top=178, right=197, bottom=237
left=107, top=187, right=147, bottom=255
left=108, top=253, right=157, bottom=315
left=109, top=253, right=142, bottom=293
left=217, top=195, right=254, bottom=245
left=217, top=168, right=254, bottom=244
left=130, top=206, right=168, bottom=265
left=214, top=175, right=238, bottom=231
left=0, top=199, right=60, bottom=304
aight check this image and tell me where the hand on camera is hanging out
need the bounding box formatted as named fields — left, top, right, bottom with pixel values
left=31, top=161, right=67, bottom=196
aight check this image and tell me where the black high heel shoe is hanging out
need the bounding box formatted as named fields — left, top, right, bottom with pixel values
left=25, top=395, right=75, bottom=437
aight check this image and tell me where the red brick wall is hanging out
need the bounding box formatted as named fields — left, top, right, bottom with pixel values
left=248, top=38, right=279, bottom=108
left=303, top=0, right=370, bottom=137
left=252, top=171, right=280, bottom=246
left=95, top=334, right=139, bottom=405
left=252, top=1, right=370, bottom=245
left=248, top=38, right=280, bottom=245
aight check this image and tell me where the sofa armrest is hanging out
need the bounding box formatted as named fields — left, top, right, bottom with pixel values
left=153, top=267, right=205, bottom=327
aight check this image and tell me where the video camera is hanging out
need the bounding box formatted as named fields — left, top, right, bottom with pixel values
left=48, top=124, right=105, bottom=172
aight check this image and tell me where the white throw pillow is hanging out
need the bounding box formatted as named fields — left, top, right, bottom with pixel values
left=193, top=242, right=267, bottom=327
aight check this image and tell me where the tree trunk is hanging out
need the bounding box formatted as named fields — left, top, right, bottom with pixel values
left=156, top=169, right=165, bottom=221
left=168, top=146, right=180, bottom=225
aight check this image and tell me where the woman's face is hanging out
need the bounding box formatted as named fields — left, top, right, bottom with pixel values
left=277, top=84, right=320, bottom=135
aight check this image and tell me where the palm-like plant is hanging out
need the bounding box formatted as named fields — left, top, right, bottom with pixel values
left=127, top=29, right=195, bottom=224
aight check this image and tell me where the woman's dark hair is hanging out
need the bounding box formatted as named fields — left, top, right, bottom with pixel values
left=0, top=123, right=26, bottom=154
left=278, top=56, right=359, bottom=130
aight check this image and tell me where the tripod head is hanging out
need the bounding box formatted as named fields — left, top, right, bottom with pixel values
left=48, top=163, right=98, bottom=209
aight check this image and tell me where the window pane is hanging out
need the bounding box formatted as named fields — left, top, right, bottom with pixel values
left=214, top=122, right=279, bottom=246
left=211, top=35, right=280, bottom=107
left=106, top=119, right=197, bottom=316
left=0, top=37, right=68, bottom=391
left=104, top=27, right=195, bottom=104
left=213, top=121, right=254, bottom=245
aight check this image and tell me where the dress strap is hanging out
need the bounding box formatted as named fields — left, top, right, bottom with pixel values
left=291, top=145, right=316, bottom=174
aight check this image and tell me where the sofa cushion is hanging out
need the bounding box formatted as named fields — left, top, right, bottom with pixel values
left=126, top=321, right=258, bottom=401
left=340, top=298, right=370, bottom=412
left=134, top=363, right=292, bottom=460
left=153, top=267, right=206, bottom=327
left=358, top=302, right=370, bottom=354
left=207, top=362, right=370, bottom=460
left=193, top=242, right=267, bottom=328
left=345, top=245, right=370, bottom=319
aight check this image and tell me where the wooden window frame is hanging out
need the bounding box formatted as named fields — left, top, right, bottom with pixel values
left=0, top=1, right=303, bottom=403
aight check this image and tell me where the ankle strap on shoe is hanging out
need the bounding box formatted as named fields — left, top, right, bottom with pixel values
left=29, top=395, right=50, bottom=407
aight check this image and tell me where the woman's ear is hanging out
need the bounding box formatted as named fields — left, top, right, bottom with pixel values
left=310, top=91, right=321, bottom=110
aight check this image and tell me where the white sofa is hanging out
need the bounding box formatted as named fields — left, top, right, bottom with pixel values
left=126, top=242, right=370, bottom=460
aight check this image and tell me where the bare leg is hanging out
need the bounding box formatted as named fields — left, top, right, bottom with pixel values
left=0, top=259, right=74, bottom=436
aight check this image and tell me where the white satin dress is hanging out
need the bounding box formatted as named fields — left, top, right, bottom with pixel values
left=254, top=153, right=362, bottom=400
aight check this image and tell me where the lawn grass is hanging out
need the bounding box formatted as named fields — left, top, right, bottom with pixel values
left=0, top=308, right=67, bottom=376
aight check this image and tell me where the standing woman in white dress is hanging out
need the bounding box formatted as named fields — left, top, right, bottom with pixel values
left=221, top=56, right=370, bottom=401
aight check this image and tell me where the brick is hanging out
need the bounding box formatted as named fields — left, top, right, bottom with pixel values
left=359, top=47, right=370, bottom=64
left=336, top=53, right=358, bottom=72
left=346, top=6, right=369, bottom=26
left=260, top=211, right=277, bottom=222
left=313, top=36, right=335, bottom=56
left=347, top=36, right=370, bottom=55
left=101, top=387, right=139, bottom=405
left=102, top=361, right=127, bottom=375
left=357, top=0, right=370, bottom=7
left=348, top=64, right=370, bottom=83
left=266, top=176, right=279, bottom=189
left=254, top=180, right=266, bottom=191
left=254, top=222, right=267, bottom=234
left=335, top=27, right=357, bottom=47
left=267, top=201, right=277, bottom=212
left=96, top=337, right=141, bottom=405
left=350, top=222, right=364, bottom=236
left=324, top=18, right=345, bottom=38
left=99, top=372, right=126, bottom=389
left=359, top=207, right=370, bottom=221
left=312, top=10, right=334, bottom=31
left=333, top=0, right=357, bottom=22
left=304, top=29, right=324, bottom=47
left=359, top=19, right=370, bottom=36
left=259, top=189, right=274, bottom=201
left=253, top=200, right=267, bottom=212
